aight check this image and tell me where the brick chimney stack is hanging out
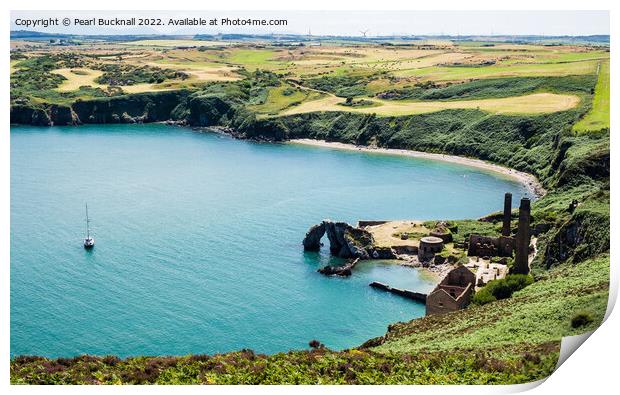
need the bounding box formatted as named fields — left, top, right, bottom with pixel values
left=502, top=192, right=512, bottom=237
left=513, top=197, right=531, bottom=275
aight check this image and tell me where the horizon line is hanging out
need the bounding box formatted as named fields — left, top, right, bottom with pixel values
left=10, top=30, right=611, bottom=38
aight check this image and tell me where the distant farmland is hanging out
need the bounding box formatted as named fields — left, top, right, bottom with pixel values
left=10, top=38, right=608, bottom=120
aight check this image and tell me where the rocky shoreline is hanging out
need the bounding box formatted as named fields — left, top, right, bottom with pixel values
left=397, top=256, right=455, bottom=279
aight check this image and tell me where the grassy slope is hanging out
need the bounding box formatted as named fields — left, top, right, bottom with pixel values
left=573, top=60, right=610, bottom=132
left=249, top=85, right=323, bottom=115
left=371, top=254, right=609, bottom=355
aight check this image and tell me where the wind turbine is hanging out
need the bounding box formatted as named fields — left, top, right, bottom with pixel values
left=360, top=29, right=369, bottom=39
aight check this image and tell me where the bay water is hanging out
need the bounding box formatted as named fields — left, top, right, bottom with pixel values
left=10, top=124, right=531, bottom=357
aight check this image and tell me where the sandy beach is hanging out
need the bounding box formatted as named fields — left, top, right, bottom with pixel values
left=289, top=139, right=546, bottom=198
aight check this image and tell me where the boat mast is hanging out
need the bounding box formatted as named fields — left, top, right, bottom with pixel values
left=85, top=203, right=90, bottom=239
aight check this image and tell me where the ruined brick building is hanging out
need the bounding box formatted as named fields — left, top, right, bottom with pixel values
left=467, top=192, right=531, bottom=275
left=426, top=193, right=532, bottom=315
left=425, top=265, right=476, bottom=315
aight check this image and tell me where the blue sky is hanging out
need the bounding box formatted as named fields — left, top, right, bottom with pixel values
left=11, top=10, right=610, bottom=36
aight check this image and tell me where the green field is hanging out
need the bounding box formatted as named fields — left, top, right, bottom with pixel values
left=10, top=41, right=609, bottom=118
left=250, top=85, right=323, bottom=115
left=227, top=48, right=279, bottom=70
left=51, top=68, right=108, bottom=92
left=395, top=60, right=600, bottom=81
left=573, top=60, right=610, bottom=132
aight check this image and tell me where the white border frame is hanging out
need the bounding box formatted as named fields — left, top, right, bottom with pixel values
left=2, top=2, right=617, bottom=394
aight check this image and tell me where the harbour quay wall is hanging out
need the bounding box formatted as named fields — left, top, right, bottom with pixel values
left=369, top=282, right=427, bottom=303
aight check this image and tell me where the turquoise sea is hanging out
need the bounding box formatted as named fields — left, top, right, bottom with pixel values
left=10, top=124, right=532, bottom=357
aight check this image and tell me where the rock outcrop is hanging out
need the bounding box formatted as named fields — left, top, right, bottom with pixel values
left=11, top=91, right=191, bottom=126
left=318, top=258, right=360, bottom=277
left=72, top=90, right=190, bottom=124
left=186, top=94, right=236, bottom=126
left=543, top=209, right=610, bottom=268
left=10, top=104, right=79, bottom=126
left=302, top=222, right=326, bottom=251
left=49, top=104, right=79, bottom=125
left=302, top=220, right=374, bottom=259
left=10, top=105, right=52, bottom=126
left=429, top=221, right=453, bottom=243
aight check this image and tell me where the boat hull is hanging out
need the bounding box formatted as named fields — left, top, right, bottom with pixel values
left=83, top=238, right=95, bottom=249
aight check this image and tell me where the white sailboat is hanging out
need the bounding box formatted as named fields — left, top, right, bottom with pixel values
left=83, top=203, right=95, bottom=249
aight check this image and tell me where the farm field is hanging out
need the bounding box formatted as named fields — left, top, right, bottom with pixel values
left=573, top=60, right=610, bottom=132
left=10, top=38, right=609, bottom=117
left=393, top=59, right=600, bottom=81
left=145, top=61, right=239, bottom=78
left=118, top=39, right=235, bottom=47
left=52, top=68, right=105, bottom=92
left=279, top=92, right=580, bottom=116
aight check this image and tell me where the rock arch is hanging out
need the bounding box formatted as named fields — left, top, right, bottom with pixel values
left=302, top=220, right=374, bottom=259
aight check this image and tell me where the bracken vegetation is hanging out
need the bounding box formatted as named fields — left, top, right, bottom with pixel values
left=10, top=346, right=558, bottom=385
left=472, top=274, right=534, bottom=305
left=375, top=75, right=596, bottom=101
left=94, top=63, right=189, bottom=86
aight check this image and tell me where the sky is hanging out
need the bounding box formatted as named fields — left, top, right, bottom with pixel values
left=10, top=10, right=610, bottom=37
